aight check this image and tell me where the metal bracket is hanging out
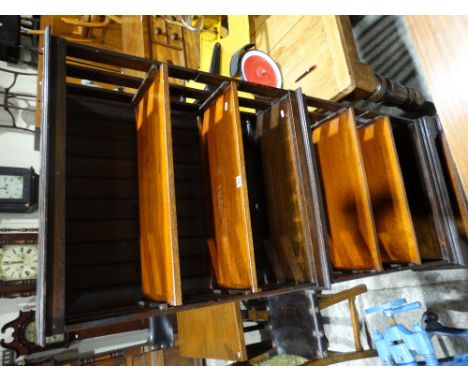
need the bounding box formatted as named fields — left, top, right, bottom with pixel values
left=137, top=300, right=169, bottom=310
left=148, top=315, right=174, bottom=350
left=212, top=288, right=254, bottom=296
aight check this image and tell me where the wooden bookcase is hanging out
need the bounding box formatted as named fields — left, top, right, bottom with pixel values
left=35, top=32, right=467, bottom=348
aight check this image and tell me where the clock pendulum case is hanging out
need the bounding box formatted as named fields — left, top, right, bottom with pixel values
left=0, top=310, right=67, bottom=357
left=0, top=233, right=38, bottom=298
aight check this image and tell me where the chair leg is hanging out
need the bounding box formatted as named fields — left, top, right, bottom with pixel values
left=301, top=349, right=377, bottom=366
left=348, top=298, right=363, bottom=352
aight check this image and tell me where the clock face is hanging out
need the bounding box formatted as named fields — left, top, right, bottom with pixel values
left=0, top=175, right=24, bottom=199
left=23, top=321, right=64, bottom=345
left=0, top=245, right=38, bottom=281
left=24, top=321, right=37, bottom=344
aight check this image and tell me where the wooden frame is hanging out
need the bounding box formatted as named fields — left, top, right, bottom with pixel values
left=246, top=284, right=378, bottom=366
left=199, top=82, right=257, bottom=292
left=415, top=117, right=467, bottom=266
left=177, top=302, right=247, bottom=361
left=358, top=116, right=421, bottom=264
left=135, top=64, right=182, bottom=305
left=439, top=134, right=468, bottom=240
left=37, top=28, right=67, bottom=345
left=36, top=36, right=465, bottom=345
left=311, top=109, right=382, bottom=271
left=256, top=91, right=330, bottom=286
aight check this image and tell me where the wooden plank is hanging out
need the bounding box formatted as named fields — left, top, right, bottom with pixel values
left=416, top=118, right=466, bottom=264
left=252, top=16, right=353, bottom=101
left=121, top=15, right=150, bottom=80
left=318, top=284, right=368, bottom=310
left=37, top=32, right=67, bottom=345
left=251, top=16, right=303, bottom=53
left=358, top=116, right=421, bottom=264
left=151, top=41, right=185, bottom=68
left=391, top=123, right=441, bottom=260
left=311, top=109, right=382, bottom=270
left=177, top=302, right=247, bottom=361
left=135, top=63, right=182, bottom=305
left=406, top=16, right=468, bottom=198
left=36, top=16, right=123, bottom=129
left=256, top=96, right=317, bottom=283
left=183, top=27, right=200, bottom=70
left=302, top=349, right=377, bottom=366
left=440, top=134, right=468, bottom=240
left=251, top=16, right=376, bottom=101
left=200, top=82, right=258, bottom=292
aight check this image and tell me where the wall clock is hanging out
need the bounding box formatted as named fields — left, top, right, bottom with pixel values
left=0, top=166, right=39, bottom=213
left=0, top=233, right=37, bottom=298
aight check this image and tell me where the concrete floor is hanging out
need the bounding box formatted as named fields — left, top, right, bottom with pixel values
left=321, top=268, right=468, bottom=365
left=210, top=267, right=468, bottom=366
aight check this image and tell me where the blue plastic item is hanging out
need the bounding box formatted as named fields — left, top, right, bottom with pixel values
left=365, top=299, right=468, bottom=366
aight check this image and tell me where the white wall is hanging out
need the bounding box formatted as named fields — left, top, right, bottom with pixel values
left=0, top=59, right=39, bottom=228
left=0, top=57, right=40, bottom=361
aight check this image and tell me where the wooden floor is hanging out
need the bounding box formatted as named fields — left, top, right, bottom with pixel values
left=406, top=16, right=468, bottom=199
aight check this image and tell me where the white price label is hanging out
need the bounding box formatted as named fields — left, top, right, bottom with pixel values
left=236, top=175, right=242, bottom=188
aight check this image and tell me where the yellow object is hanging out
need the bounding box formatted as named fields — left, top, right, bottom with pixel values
left=188, top=15, right=253, bottom=108
left=199, top=15, right=251, bottom=76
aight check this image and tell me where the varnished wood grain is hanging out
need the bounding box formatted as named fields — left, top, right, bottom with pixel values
left=150, top=16, right=185, bottom=67
left=312, top=109, right=382, bottom=270
left=183, top=27, right=200, bottom=70
left=251, top=16, right=376, bottom=101
left=391, top=123, right=442, bottom=260
left=440, top=133, right=468, bottom=240
left=200, top=83, right=258, bottom=292
left=257, top=98, right=315, bottom=282
left=36, top=15, right=123, bottom=127
left=121, top=15, right=149, bottom=86
left=135, top=64, right=182, bottom=305
left=177, top=302, right=247, bottom=361
left=121, top=15, right=197, bottom=87
left=406, top=16, right=468, bottom=198
left=358, top=117, right=421, bottom=264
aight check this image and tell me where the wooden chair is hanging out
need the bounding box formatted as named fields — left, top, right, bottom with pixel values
left=245, top=284, right=377, bottom=366
left=302, top=285, right=377, bottom=365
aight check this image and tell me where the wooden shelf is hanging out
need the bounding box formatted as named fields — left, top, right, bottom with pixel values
left=312, top=109, right=382, bottom=271
left=358, top=116, right=421, bottom=264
